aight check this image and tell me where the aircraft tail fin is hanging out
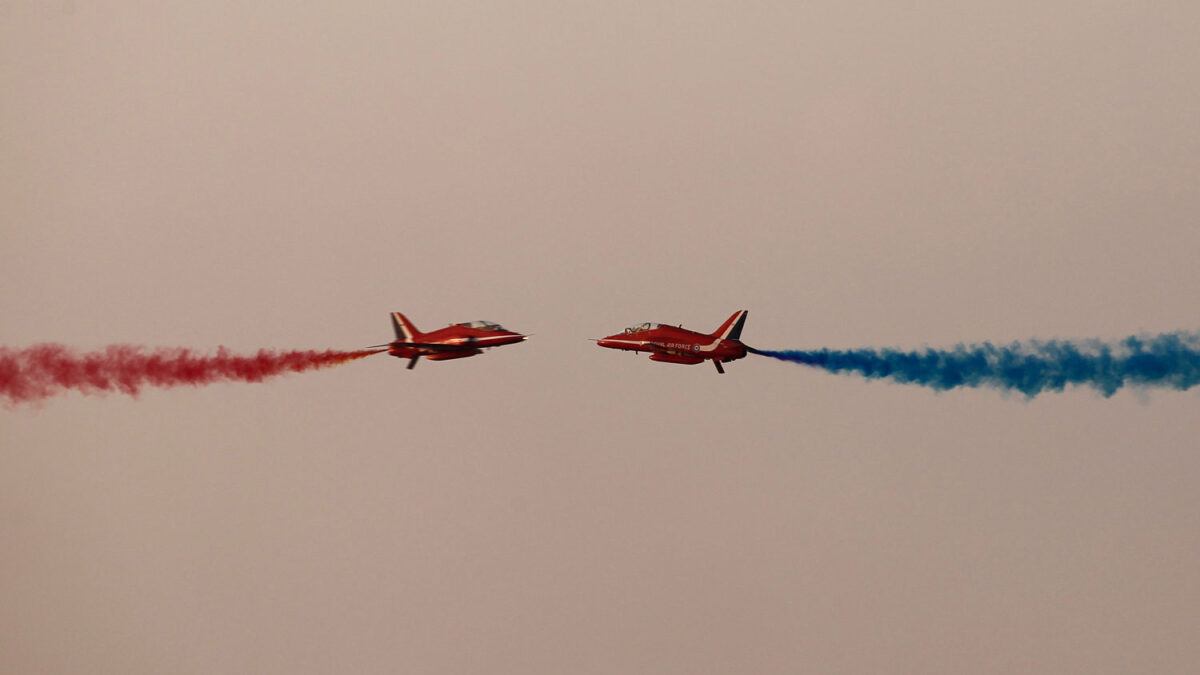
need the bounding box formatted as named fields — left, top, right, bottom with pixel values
left=712, top=310, right=748, bottom=341
left=391, top=312, right=422, bottom=342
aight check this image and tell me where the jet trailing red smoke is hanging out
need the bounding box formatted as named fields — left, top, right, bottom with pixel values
left=0, top=344, right=384, bottom=405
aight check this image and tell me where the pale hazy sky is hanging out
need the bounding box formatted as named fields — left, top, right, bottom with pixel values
left=3, top=2, right=1199, bottom=673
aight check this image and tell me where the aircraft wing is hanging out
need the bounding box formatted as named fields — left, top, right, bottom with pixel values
left=392, top=341, right=475, bottom=352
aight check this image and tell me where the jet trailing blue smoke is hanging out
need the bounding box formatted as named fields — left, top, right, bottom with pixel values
left=750, top=332, right=1200, bottom=397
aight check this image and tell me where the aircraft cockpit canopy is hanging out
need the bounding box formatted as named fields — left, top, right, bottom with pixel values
left=458, top=320, right=506, bottom=331
left=624, top=322, right=662, bottom=334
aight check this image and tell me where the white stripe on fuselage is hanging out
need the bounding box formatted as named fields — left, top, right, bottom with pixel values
left=605, top=337, right=724, bottom=352
left=602, top=338, right=648, bottom=348
left=448, top=334, right=517, bottom=343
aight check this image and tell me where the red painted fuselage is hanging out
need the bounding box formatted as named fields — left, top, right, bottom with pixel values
left=596, top=310, right=749, bottom=373
left=379, top=312, right=527, bottom=369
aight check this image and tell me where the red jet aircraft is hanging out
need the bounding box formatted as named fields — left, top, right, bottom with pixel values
left=370, top=312, right=527, bottom=369
left=596, top=310, right=750, bottom=373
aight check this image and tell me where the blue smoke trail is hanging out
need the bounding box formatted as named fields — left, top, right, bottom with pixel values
left=749, top=332, right=1200, bottom=397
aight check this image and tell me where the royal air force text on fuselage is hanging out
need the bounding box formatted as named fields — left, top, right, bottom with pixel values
left=666, top=343, right=701, bottom=351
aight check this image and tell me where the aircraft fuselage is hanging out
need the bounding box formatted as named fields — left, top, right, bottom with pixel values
left=596, top=311, right=749, bottom=373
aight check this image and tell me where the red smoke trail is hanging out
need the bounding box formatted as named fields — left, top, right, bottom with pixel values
left=0, top=344, right=384, bottom=406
